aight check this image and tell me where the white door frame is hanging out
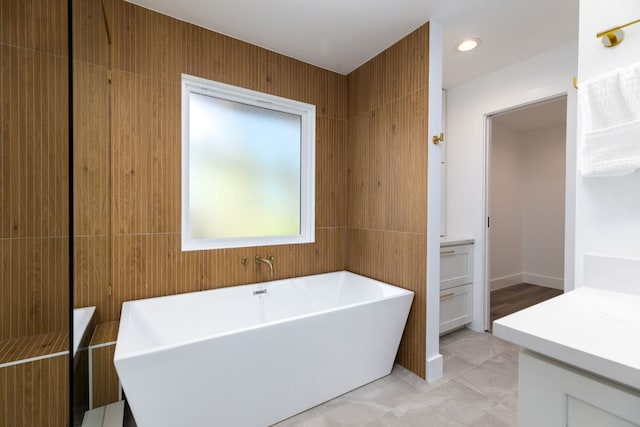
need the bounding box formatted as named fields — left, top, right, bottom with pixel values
left=483, top=115, right=492, bottom=331
left=481, top=93, right=571, bottom=331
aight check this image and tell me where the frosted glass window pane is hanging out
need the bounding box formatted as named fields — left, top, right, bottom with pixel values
left=182, top=74, right=314, bottom=251
left=188, top=93, right=301, bottom=240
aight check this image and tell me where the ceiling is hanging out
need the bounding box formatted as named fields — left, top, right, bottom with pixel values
left=126, top=0, right=579, bottom=88
left=492, top=96, right=568, bottom=133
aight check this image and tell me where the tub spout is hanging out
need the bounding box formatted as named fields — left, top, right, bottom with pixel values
left=255, top=255, right=275, bottom=276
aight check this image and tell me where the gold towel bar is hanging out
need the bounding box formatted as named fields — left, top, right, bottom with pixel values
left=597, top=18, right=640, bottom=47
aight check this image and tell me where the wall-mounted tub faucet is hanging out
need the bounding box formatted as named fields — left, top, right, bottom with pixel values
left=255, top=255, right=275, bottom=276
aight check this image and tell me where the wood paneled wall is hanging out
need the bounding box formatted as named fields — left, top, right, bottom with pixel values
left=73, top=0, right=348, bottom=325
left=0, top=0, right=69, bottom=341
left=346, top=24, right=430, bottom=378
left=0, top=355, right=69, bottom=427
left=90, top=345, right=118, bottom=408
left=0, top=333, right=69, bottom=427
left=73, top=0, right=112, bottom=331
left=1, top=0, right=71, bottom=423
left=88, top=321, right=119, bottom=409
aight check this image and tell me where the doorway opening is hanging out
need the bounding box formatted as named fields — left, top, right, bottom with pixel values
left=486, top=96, right=567, bottom=330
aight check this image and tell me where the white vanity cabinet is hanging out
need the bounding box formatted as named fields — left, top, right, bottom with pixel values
left=494, top=283, right=640, bottom=427
left=439, top=239, right=474, bottom=335
left=519, top=351, right=640, bottom=427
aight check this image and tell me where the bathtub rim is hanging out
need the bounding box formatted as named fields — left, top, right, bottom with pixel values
left=114, top=270, right=414, bottom=362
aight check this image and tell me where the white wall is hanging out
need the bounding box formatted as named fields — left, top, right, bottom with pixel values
left=521, top=125, right=566, bottom=288
left=575, top=0, right=640, bottom=287
left=490, top=125, right=523, bottom=285
left=446, top=42, right=578, bottom=331
left=426, top=21, right=444, bottom=382
left=490, top=124, right=566, bottom=291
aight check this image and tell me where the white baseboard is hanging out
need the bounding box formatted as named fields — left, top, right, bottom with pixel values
left=522, top=273, right=564, bottom=290
left=426, top=353, right=443, bottom=383
left=491, top=273, right=564, bottom=291
left=490, top=274, right=523, bottom=291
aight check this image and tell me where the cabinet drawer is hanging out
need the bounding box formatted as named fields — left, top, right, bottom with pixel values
left=440, top=284, right=472, bottom=335
left=440, top=244, right=473, bottom=290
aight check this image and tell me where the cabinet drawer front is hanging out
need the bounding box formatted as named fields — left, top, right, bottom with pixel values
left=440, top=244, right=473, bottom=290
left=439, top=284, right=472, bottom=335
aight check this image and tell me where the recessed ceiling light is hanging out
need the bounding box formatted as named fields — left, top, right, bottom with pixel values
left=457, top=38, right=482, bottom=52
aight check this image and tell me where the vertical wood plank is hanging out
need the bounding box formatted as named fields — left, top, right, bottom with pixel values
left=346, top=23, right=430, bottom=378
left=74, top=61, right=110, bottom=236
left=91, top=345, right=120, bottom=408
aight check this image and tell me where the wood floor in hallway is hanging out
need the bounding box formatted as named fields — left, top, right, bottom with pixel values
left=490, top=283, right=563, bottom=328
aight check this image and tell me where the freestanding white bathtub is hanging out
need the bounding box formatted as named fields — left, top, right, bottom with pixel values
left=114, top=271, right=414, bottom=427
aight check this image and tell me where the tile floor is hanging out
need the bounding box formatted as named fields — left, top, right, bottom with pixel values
left=274, top=328, right=519, bottom=427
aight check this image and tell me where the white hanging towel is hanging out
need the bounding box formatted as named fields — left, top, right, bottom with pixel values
left=579, top=61, right=640, bottom=177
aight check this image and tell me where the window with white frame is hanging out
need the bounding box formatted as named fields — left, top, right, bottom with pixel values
left=181, top=74, right=315, bottom=251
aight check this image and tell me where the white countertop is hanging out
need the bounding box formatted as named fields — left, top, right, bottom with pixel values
left=493, top=287, right=640, bottom=391
left=440, top=236, right=474, bottom=247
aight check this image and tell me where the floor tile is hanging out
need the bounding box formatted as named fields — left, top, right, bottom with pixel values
left=275, top=393, right=389, bottom=427
left=472, top=403, right=518, bottom=427
left=439, top=329, right=514, bottom=366
left=389, top=378, right=495, bottom=425
left=455, top=350, right=518, bottom=404
left=342, top=368, right=424, bottom=410
left=364, top=408, right=467, bottom=427
left=439, top=349, right=476, bottom=380
left=275, top=329, right=520, bottom=426
left=498, top=391, right=518, bottom=414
